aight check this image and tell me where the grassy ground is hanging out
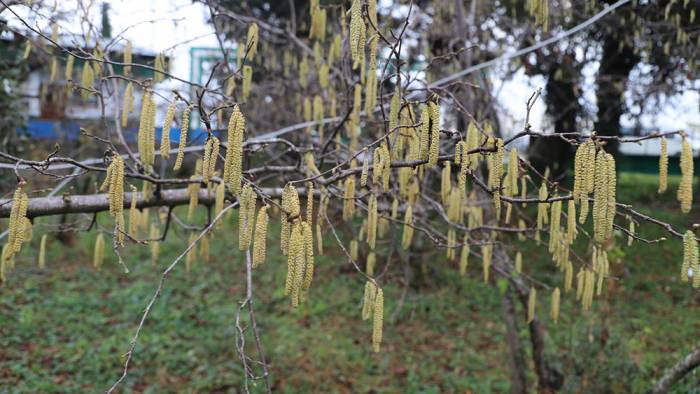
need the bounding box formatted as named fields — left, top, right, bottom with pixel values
left=1, top=173, right=700, bottom=393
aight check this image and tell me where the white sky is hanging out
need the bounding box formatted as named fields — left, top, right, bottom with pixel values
left=5, top=0, right=699, bottom=141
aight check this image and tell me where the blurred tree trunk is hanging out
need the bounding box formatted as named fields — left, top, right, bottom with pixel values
left=502, top=285, right=528, bottom=394
left=527, top=53, right=580, bottom=178
left=594, top=35, right=639, bottom=154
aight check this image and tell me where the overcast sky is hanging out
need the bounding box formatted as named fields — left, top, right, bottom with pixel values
left=5, top=0, right=699, bottom=142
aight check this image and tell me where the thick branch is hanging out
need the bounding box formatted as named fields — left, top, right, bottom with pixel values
left=0, top=187, right=287, bottom=218
left=649, top=346, right=700, bottom=394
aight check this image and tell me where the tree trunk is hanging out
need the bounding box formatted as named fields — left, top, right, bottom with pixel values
left=649, top=345, right=700, bottom=394
left=527, top=53, right=580, bottom=178
left=594, top=35, right=639, bottom=154
left=501, top=285, right=528, bottom=394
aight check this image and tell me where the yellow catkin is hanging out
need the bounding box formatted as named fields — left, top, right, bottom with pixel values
left=459, top=236, right=470, bottom=275
left=7, top=187, right=29, bottom=257
left=185, top=232, right=197, bottom=272
left=302, top=221, right=314, bottom=294
left=173, top=105, right=192, bottom=171
left=365, top=252, right=376, bottom=276
left=566, top=199, right=577, bottom=244
left=239, top=185, right=257, bottom=251
left=137, top=90, right=156, bottom=170
left=246, top=23, right=259, bottom=60
left=577, top=140, right=596, bottom=223
left=242, top=65, right=253, bottom=101
left=187, top=175, right=200, bottom=221
left=401, top=205, right=414, bottom=250
left=150, top=224, right=160, bottom=265
left=428, top=101, right=441, bottom=166
left=527, top=287, right=537, bottom=323
left=128, top=185, right=139, bottom=235
left=360, top=149, right=370, bottom=187
left=202, top=136, right=220, bottom=183
left=65, top=54, right=74, bottom=81
left=38, top=234, right=47, bottom=269
left=367, top=194, right=378, bottom=250
left=658, top=137, right=668, bottom=193
left=515, top=251, right=523, bottom=273
left=362, top=281, right=376, bottom=320
left=80, top=60, right=94, bottom=100
left=252, top=206, right=269, bottom=268
left=316, top=222, right=324, bottom=256
left=23, top=40, right=31, bottom=60
left=123, top=40, right=132, bottom=76
left=214, top=182, right=225, bottom=226
left=349, top=0, right=365, bottom=69
left=550, top=287, right=560, bottom=323
left=287, top=223, right=305, bottom=306
left=343, top=176, right=356, bottom=220
left=306, top=181, right=314, bottom=225
left=372, top=287, right=384, bottom=353
left=313, top=95, right=325, bottom=142
left=593, top=151, right=616, bottom=243
left=104, top=156, right=126, bottom=245
left=482, top=244, right=492, bottom=282
left=682, top=230, right=698, bottom=284
left=200, top=231, right=210, bottom=262
left=223, top=105, right=245, bottom=195
left=153, top=52, right=165, bottom=83
left=350, top=239, right=359, bottom=261
left=441, top=161, right=452, bottom=205
left=93, top=233, right=105, bottom=269
left=678, top=136, right=693, bottom=213
left=160, top=100, right=176, bottom=159
left=121, top=82, right=134, bottom=127
left=419, top=105, right=431, bottom=161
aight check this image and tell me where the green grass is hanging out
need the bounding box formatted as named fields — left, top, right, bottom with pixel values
left=1, top=173, right=700, bottom=393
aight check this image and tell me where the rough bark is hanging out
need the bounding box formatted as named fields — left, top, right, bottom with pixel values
left=0, top=187, right=289, bottom=218
left=501, top=285, right=528, bottom=394
left=594, top=35, right=639, bottom=154
left=494, top=248, right=564, bottom=393
left=527, top=54, right=580, bottom=177
left=649, top=346, right=700, bottom=394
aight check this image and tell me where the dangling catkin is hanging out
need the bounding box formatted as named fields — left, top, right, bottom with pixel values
left=482, top=244, right=492, bottom=282
left=401, top=205, right=414, bottom=250
left=362, top=281, right=376, bottom=320
left=658, top=137, right=668, bottom=193
left=128, top=185, right=138, bottom=236
left=239, top=185, right=257, bottom=251
left=459, top=235, right=470, bottom=275
left=246, top=23, right=259, bottom=60
left=306, top=181, right=314, bottom=225
left=121, top=82, right=134, bottom=128
left=682, top=230, right=698, bottom=283
left=372, top=287, right=384, bottom=353
left=428, top=101, right=441, bottom=166
left=7, top=186, right=29, bottom=257
left=252, top=206, right=269, bottom=268
left=38, top=234, right=47, bottom=269
left=367, top=194, right=378, bottom=250
left=123, top=40, right=132, bottom=76
left=550, top=287, right=560, bottom=323
left=515, top=251, right=522, bottom=273
left=93, top=233, right=105, bottom=269
left=527, top=287, right=536, bottom=323
left=349, top=0, right=365, bottom=69
left=160, top=100, right=176, bottom=159
left=173, top=105, right=192, bottom=171
left=223, top=105, right=245, bottom=195
left=678, top=136, right=693, bottom=213
left=302, top=221, right=314, bottom=294
left=343, top=176, right=356, bottom=220
left=150, top=224, right=160, bottom=265
left=242, top=65, right=253, bottom=101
